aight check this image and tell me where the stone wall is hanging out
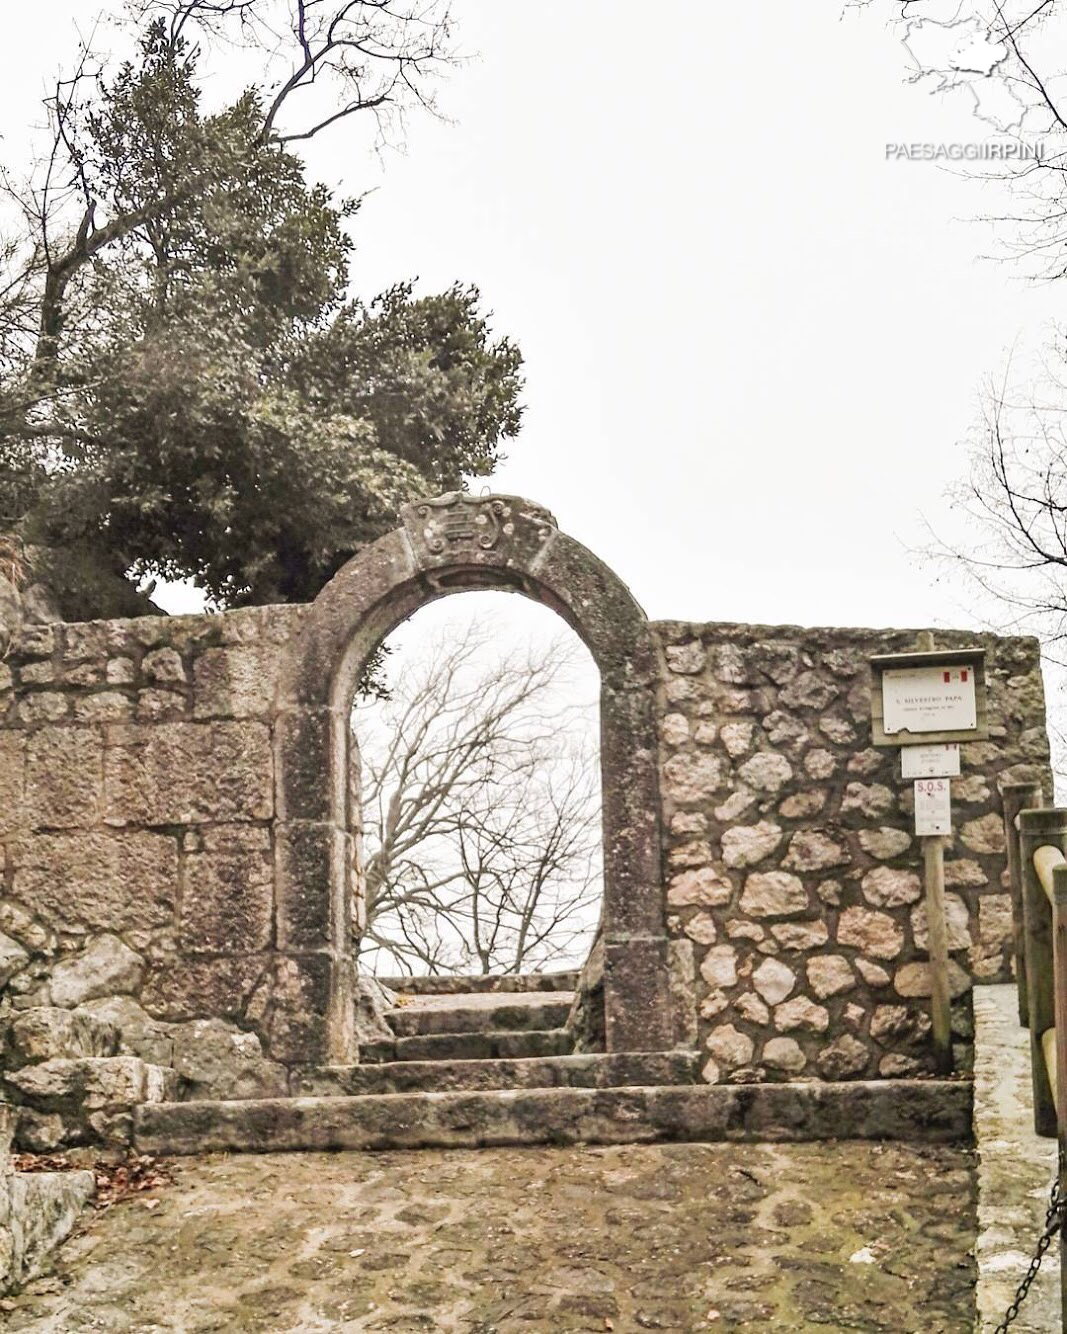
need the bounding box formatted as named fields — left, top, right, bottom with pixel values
left=655, top=622, right=1049, bottom=1084
left=0, top=573, right=1051, bottom=1140
left=0, top=607, right=307, bottom=1142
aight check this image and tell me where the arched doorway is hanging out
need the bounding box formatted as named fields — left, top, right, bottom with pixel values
left=275, top=493, right=672, bottom=1062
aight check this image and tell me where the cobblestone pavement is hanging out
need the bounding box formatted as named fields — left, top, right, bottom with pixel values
left=5, top=1141, right=976, bottom=1332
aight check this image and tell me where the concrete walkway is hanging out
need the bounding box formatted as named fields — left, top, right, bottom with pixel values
left=974, top=983, right=1060, bottom=1331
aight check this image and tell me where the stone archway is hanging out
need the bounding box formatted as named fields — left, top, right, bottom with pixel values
left=275, top=493, right=672, bottom=1064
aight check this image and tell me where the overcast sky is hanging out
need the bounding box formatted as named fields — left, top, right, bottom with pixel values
left=4, top=1, right=1064, bottom=637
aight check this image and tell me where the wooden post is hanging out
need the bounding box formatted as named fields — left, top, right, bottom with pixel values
left=1001, top=780, right=1045, bottom=1026
left=922, top=834, right=954, bottom=1074
left=1052, top=864, right=1067, bottom=1331
left=1018, top=808, right=1067, bottom=1137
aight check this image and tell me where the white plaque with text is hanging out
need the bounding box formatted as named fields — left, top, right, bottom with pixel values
left=883, top=665, right=977, bottom=736
left=914, top=778, right=952, bottom=836
left=901, top=743, right=961, bottom=779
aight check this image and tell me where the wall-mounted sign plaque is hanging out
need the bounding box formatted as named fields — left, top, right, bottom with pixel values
left=900, top=743, right=960, bottom=779
left=883, top=666, right=976, bottom=736
left=868, top=647, right=988, bottom=747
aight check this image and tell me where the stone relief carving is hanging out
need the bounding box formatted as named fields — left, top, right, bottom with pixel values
left=403, top=493, right=557, bottom=558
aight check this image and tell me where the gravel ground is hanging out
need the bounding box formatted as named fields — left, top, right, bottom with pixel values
left=4, top=1140, right=977, bottom=1332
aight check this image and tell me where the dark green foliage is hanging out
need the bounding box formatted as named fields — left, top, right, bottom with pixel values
left=1, top=19, right=523, bottom=609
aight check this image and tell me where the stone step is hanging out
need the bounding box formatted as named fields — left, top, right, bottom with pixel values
left=293, top=1051, right=702, bottom=1098
left=376, top=971, right=580, bottom=995
left=385, top=993, right=574, bottom=1038
left=360, top=1028, right=574, bottom=1064
left=135, top=1079, right=974, bottom=1157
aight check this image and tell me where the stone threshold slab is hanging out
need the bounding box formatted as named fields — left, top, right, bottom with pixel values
left=135, top=1079, right=973, bottom=1157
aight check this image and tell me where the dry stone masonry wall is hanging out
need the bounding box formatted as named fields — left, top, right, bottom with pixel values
left=655, top=622, right=1049, bottom=1085
left=0, top=497, right=1052, bottom=1148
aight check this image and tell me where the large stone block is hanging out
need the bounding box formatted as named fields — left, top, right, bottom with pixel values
left=24, top=727, right=104, bottom=829
left=12, top=831, right=177, bottom=933
left=275, top=822, right=347, bottom=952
left=181, top=835, right=273, bottom=954
left=0, top=735, right=25, bottom=836
left=274, top=707, right=345, bottom=824
left=193, top=644, right=281, bottom=719
left=5, top=1007, right=118, bottom=1065
left=49, top=935, right=145, bottom=1007
left=104, top=721, right=273, bottom=824
left=141, top=954, right=269, bottom=1023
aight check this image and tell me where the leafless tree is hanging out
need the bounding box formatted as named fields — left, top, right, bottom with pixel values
left=352, top=621, right=603, bottom=976
left=863, top=1, right=1067, bottom=277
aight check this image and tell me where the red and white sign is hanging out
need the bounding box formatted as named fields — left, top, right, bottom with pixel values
left=883, top=665, right=977, bottom=736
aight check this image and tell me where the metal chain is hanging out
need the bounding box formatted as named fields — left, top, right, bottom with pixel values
left=994, top=1149, right=1066, bottom=1332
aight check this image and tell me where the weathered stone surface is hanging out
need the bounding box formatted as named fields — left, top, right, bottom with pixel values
left=0, top=934, right=29, bottom=988
left=960, top=813, right=1006, bottom=855
left=859, top=828, right=912, bottom=860
left=752, top=957, right=795, bottom=1006
left=893, top=960, right=971, bottom=1000
left=171, top=1020, right=288, bottom=1100
left=783, top=831, right=849, bottom=872
left=720, top=822, right=782, bottom=869
left=662, top=752, right=724, bottom=803
left=804, top=749, right=837, bottom=780
left=943, top=859, right=988, bottom=888
left=77, top=997, right=175, bottom=1068
left=816, top=1034, right=870, bottom=1079
left=665, top=641, right=705, bottom=675
left=661, top=713, right=689, bottom=747
left=682, top=913, right=717, bottom=945
left=4, top=1168, right=95, bottom=1293
left=719, top=721, right=755, bottom=758
left=806, top=955, right=855, bottom=999
left=699, top=946, right=738, bottom=989
left=773, top=997, right=830, bottom=1034
left=910, top=894, right=971, bottom=952
left=837, top=907, right=904, bottom=960
left=861, top=866, right=922, bottom=910
left=104, top=721, right=273, bottom=824
left=24, top=727, right=103, bottom=829
left=193, top=645, right=279, bottom=719
left=780, top=672, right=837, bottom=711
left=762, top=1036, right=806, bottom=1073
left=855, top=959, right=891, bottom=988
left=978, top=894, right=1013, bottom=950
left=143, top=647, right=186, bottom=684
left=49, top=935, right=145, bottom=1007
left=667, top=866, right=732, bottom=908
left=737, top=752, right=792, bottom=795
left=0, top=734, right=25, bottom=836
left=705, top=1024, right=754, bottom=1069
left=778, top=791, right=827, bottom=819
left=870, top=1005, right=931, bottom=1045
left=840, top=783, right=894, bottom=819
left=5, top=1008, right=118, bottom=1066
left=735, top=992, right=770, bottom=1025
left=770, top=921, right=829, bottom=951
left=739, top=871, right=808, bottom=918
left=181, top=833, right=273, bottom=954
left=12, top=831, right=177, bottom=934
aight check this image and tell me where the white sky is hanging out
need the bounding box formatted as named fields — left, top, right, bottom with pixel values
left=4, top=1, right=1064, bottom=636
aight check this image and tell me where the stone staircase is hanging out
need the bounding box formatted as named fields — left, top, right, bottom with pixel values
left=131, top=974, right=975, bottom=1156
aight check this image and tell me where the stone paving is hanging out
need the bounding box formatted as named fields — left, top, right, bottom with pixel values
left=5, top=1140, right=976, bottom=1331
